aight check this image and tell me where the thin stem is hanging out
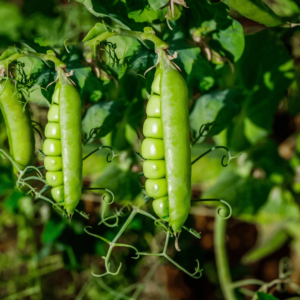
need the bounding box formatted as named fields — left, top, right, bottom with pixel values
left=230, top=279, right=265, bottom=289
left=24, top=165, right=45, bottom=174
left=214, top=213, right=237, bottom=300
left=0, top=50, right=66, bottom=70
left=113, top=28, right=169, bottom=51
left=191, top=146, right=231, bottom=166
left=82, top=146, right=114, bottom=162
left=112, top=209, right=137, bottom=243
left=163, top=231, right=170, bottom=254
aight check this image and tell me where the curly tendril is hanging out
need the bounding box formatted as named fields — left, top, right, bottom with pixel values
left=217, top=200, right=232, bottom=219
left=82, top=145, right=118, bottom=163
left=192, top=121, right=216, bottom=145
left=99, top=203, right=130, bottom=227
left=82, top=187, right=115, bottom=205
left=191, top=146, right=237, bottom=167
left=85, top=211, right=140, bottom=278
left=84, top=126, right=102, bottom=145
left=135, top=230, right=203, bottom=279
left=192, top=198, right=232, bottom=219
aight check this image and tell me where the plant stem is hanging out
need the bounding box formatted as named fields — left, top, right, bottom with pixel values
left=0, top=50, right=66, bottom=70
left=214, top=213, right=237, bottom=300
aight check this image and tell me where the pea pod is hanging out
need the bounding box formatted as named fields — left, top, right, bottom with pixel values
left=0, top=71, right=35, bottom=171
left=43, top=68, right=82, bottom=215
left=222, top=0, right=283, bottom=27
left=141, top=49, right=191, bottom=234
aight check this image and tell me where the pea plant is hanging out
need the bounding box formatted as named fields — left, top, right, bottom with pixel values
left=0, top=0, right=300, bottom=299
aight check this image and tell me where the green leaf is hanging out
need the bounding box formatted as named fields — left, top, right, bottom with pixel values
left=82, top=101, right=126, bottom=141
left=187, top=56, right=215, bottom=92
left=76, top=0, right=131, bottom=30
left=211, top=3, right=245, bottom=62
left=203, top=168, right=273, bottom=217
left=242, top=225, right=289, bottom=264
left=0, top=46, right=19, bottom=62
left=128, top=6, right=167, bottom=23
left=188, top=1, right=245, bottom=62
left=222, top=0, right=283, bottom=27
left=82, top=23, right=108, bottom=42
left=190, top=89, right=241, bottom=138
left=92, top=165, right=141, bottom=203
left=4, top=190, right=24, bottom=214
left=239, top=31, right=295, bottom=131
left=42, top=220, right=66, bottom=243
left=148, top=0, right=168, bottom=11
left=257, top=292, right=279, bottom=300
left=169, top=39, right=200, bottom=75
left=267, top=0, right=300, bottom=18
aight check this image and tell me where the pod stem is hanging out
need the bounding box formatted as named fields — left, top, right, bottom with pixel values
left=112, top=28, right=169, bottom=51
left=0, top=49, right=66, bottom=70
left=84, top=25, right=169, bottom=52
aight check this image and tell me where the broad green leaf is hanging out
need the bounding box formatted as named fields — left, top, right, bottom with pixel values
left=80, top=74, right=103, bottom=102
left=92, top=165, right=141, bottom=203
left=129, top=48, right=157, bottom=92
left=42, top=220, right=66, bottom=243
left=107, top=35, right=141, bottom=62
left=266, top=0, right=300, bottom=17
left=188, top=1, right=245, bottom=62
left=242, top=225, right=289, bottom=264
left=83, top=23, right=108, bottom=42
left=244, top=117, right=268, bottom=144
left=82, top=101, right=126, bottom=141
left=190, top=89, right=241, bottom=138
left=250, top=187, right=300, bottom=224
left=187, top=57, right=215, bottom=92
left=0, top=46, right=19, bottom=62
left=128, top=6, right=167, bottom=23
left=4, top=190, right=24, bottom=214
left=203, top=167, right=273, bottom=217
left=148, top=0, right=168, bottom=11
left=257, top=292, right=279, bottom=300
left=221, top=0, right=283, bottom=27
left=76, top=0, right=131, bottom=30
left=169, top=39, right=200, bottom=74
left=212, top=3, right=245, bottom=62
left=239, top=31, right=295, bottom=131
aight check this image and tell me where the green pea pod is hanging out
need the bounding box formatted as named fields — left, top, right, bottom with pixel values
left=142, top=49, right=191, bottom=234
left=222, top=0, right=283, bottom=27
left=43, top=68, right=82, bottom=215
left=159, top=51, right=191, bottom=234
left=0, top=74, right=35, bottom=171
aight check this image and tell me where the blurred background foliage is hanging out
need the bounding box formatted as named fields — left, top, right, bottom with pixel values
left=1, top=0, right=300, bottom=299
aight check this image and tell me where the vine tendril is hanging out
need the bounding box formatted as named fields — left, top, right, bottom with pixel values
left=192, top=121, right=216, bottom=146
left=82, top=187, right=115, bottom=205
left=192, top=146, right=238, bottom=167
left=192, top=198, right=232, bottom=219
left=83, top=145, right=119, bottom=163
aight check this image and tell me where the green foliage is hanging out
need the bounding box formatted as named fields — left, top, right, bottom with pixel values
left=257, top=292, right=279, bottom=300
left=1, top=0, right=300, bottom=299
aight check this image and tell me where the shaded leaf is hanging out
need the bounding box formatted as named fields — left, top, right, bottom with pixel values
left=190, top=89, right=241, bottom=138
